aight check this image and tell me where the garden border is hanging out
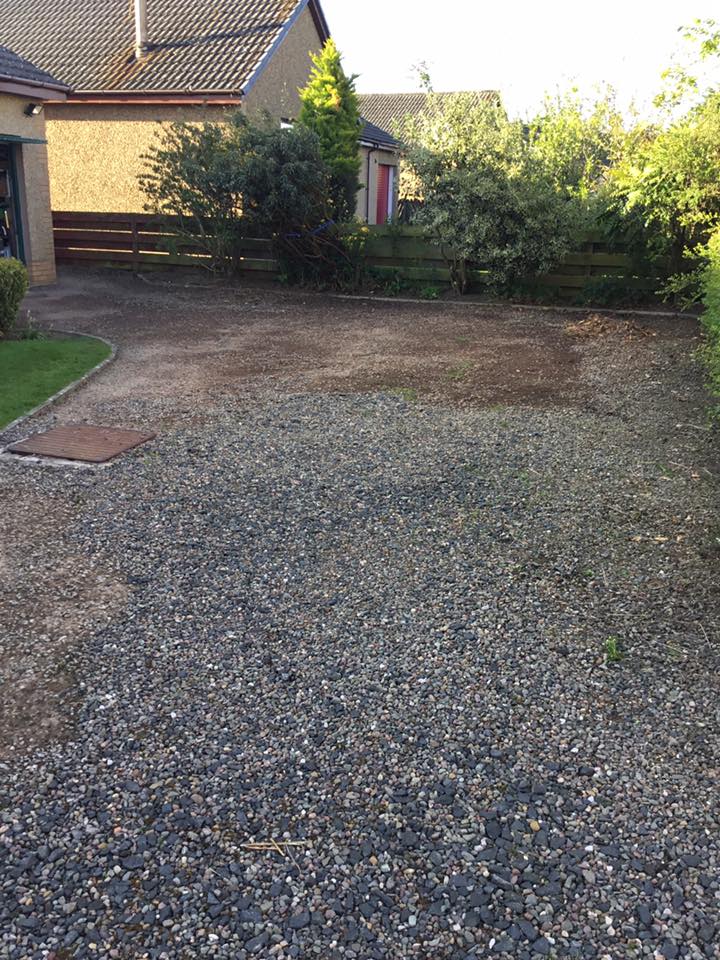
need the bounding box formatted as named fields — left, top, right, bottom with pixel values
left=334, top=293, right=692, bottom=320
left=0, top=330, right=117, bottom=440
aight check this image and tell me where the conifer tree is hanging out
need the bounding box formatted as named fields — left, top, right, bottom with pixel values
left=299, top=39, right=361, bottom=221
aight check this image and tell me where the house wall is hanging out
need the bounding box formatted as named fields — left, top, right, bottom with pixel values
left=356, top=146, right=399, bottom=225
left=44, top=4, right=324, bottom=214
left=243, top=4, right=322, bottom=119
left=44, top=103, right=232, bottom=213
left=0, top=92, right=57, bottom=284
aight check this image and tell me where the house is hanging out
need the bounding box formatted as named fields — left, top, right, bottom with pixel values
left=0, top=45, right=69, bottom=284
left=358, top=120, right=400, bottom=225
left=3, top=0, right=400, bottom=224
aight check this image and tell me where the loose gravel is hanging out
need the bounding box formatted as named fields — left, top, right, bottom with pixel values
left=1, top=296, right=719, bottom=960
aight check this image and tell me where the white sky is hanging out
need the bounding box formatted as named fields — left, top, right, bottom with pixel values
left=321, top=0, right=719, bottom=118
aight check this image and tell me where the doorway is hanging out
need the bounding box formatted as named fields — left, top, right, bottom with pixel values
left=376, top=163, right=395, bottom=225
left=0, top=142, right=24, bottom=262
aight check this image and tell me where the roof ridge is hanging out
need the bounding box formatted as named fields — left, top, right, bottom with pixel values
left=359, top=90, right=500, bottom=97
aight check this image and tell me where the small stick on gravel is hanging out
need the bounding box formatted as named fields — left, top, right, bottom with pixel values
left=241, top=841, right=308, bottom=850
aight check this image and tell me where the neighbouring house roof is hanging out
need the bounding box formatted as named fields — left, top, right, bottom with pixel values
left=0, top=43, right=69, bottom=94
left=359, top=91, right=501, bottom=134
left=1, top=0, right=330, bottom=96
left=359, top=118, right=399, bottom=151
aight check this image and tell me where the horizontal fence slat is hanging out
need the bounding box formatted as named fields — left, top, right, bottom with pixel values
left=562, top=252, right=629, bottom=268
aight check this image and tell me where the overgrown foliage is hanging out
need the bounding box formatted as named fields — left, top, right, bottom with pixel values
left=603, top=19, right=720, bottom=300
left=400, top=95, right=582, bottom=292
left=141, top=110, right=365, bottom=286
left=529, top=88, right=626, bottom=203
left=608, top=93, right=720, bottom=286
left=701, top=228, right=720, bottom=413
left=298, top=39, right=362, bottom=222
left=0, top=257, right=28, bottom=337
left=140, top=112, right=332, bottom=274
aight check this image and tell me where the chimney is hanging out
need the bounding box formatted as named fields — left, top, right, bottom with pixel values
left=134, top=0, right=148, bottom=58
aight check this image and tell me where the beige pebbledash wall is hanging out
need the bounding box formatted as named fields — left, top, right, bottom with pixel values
left=0, top=92, right=57, bottom=284
left=44, top=5, right=324, bottom=214
left=242, top=5, right=322, bottom=119
left=44, top=103, right=232, bottom=214
left=357, top=145, right=399, bottom=225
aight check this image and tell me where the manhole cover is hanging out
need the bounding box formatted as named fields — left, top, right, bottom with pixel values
left=6, top=424, right=156, bottom=463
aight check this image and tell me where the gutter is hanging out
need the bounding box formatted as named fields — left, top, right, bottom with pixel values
left=64, top=92, right=242, bottom=106
left=0, top=77, right=69, bottom=101
left=0, top=72, right=69, bottom=94
left=359, top=139, right=396, bottom=150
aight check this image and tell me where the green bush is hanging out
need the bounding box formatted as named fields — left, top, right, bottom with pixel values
left=140, top=112, right=332, bottom=275
left=701, top=228, right=720, bottom=410
left=400, top=95, right=582, bottom=294
left=609, top=93, right=720, bottom=284
left=0, top=258, right=29, bottom=337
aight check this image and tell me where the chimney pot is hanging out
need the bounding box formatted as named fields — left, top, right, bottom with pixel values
left=134, top=0, right=148, bottom=58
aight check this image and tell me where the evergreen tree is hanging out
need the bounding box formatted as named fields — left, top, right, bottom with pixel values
left=299, top=39, right=361, bottom=221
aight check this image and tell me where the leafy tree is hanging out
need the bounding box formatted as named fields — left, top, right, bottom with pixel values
left=609, top=92, right=720, bottom=281
left=529, top=88, right=627, bottom=203
left=298, top=39, right=361, bottom=222
left=400, top=94, right=581, bottom=292
left=140, top=112, right=331, bottom=273
left=656, top=18, right=719, bottom=113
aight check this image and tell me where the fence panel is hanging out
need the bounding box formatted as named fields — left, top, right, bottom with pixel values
left=52, top=212, right=278, bottom=275
left=52, top=213, right=658, bottom=297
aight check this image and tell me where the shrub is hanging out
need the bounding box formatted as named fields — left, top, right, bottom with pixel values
left=0, top=258, right=29, bottom=336
left=400, top=95, right=582, bottom=293
left=701, top=228, right=720, bottom=411
left=140, top=112, right=333, bottom=274
left=609, top=92, right=720, bottom=283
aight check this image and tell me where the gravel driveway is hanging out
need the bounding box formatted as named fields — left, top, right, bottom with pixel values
left=1, top=272, right=719, bottom=960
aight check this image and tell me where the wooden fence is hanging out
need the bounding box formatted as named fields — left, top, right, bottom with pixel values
left=52, top=211, right=277, bottom=276
left=52, top=212, right=656, bottom=298
left=361, top=226, right=656, bottom=298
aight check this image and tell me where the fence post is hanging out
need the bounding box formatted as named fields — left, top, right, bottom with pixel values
left=131, top=217, right=140, bottom=272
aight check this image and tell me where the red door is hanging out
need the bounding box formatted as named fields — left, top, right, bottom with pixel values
left=376, top=164, right=391, bottom=224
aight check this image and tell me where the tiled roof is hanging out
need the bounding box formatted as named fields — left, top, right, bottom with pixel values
left=0, top=43, right=68, bottom=91
left=359, top=118, right=399, bottom=150
left=359, top=91, right=500, bottom=134
left=1, top=0, right=327, bottom=94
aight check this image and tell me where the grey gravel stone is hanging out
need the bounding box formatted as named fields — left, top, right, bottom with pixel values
left=1, top=304, right=719, bottom=960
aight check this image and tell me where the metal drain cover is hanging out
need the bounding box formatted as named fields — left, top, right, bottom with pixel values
left=7, top=424, right=156, bottom=463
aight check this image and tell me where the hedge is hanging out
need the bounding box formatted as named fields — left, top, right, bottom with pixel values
left=701, top=231, right=720, bottom=411
left=0, top=257, right=29, bottom=336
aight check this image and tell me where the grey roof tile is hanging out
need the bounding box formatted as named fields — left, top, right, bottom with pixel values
left=0, top=42, right=68, bottom=90
left=360, top=118, right=398, bottom=150
left=2, top=0, right=326, bottom=94
left=359, top=91, right=500, bottom=134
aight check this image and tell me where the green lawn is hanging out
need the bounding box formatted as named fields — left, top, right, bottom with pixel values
left=0, top=336, right=111, bottom=429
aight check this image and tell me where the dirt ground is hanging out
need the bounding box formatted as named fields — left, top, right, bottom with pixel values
left=16, top=269, right=696, bottom=418
left=0, top=268, right=706, bottom=757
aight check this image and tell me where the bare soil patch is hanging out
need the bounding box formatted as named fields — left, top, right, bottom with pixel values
left=0, top=488, right=128, bottom=758
left=19, top=270, right=696, bottom=421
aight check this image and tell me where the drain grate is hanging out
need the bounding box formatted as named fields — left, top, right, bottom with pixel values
left=6, top=424, right=156, bottom=463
